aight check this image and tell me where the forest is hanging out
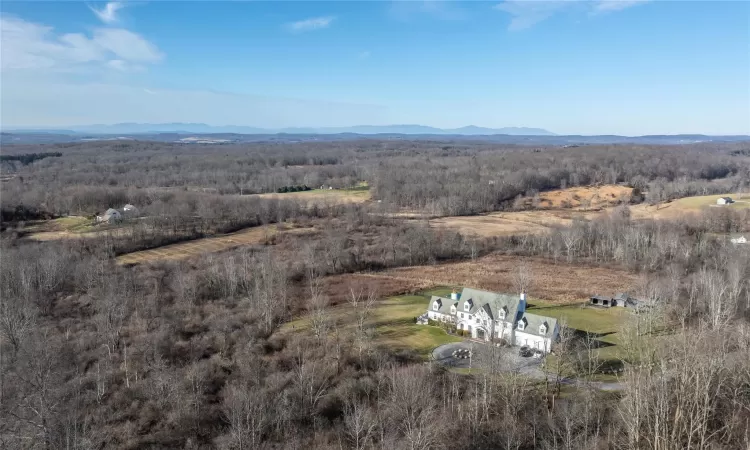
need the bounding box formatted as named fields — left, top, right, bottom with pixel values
left=1, top=138, right=749, bottom=449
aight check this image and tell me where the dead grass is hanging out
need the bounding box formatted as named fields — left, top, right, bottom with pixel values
left=116, top=225, right=278, bottom=265
left=372, top=253, right=638, bottom=304
left=254, top=185, right=371, bottom=204
left=533, top=185, right=633, bottom=209
left=428, top=209, right=607, bottom=237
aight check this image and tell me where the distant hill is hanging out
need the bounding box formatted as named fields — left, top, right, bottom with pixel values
left=5, top=123, right=557, bottom=136
left=2, top=131, right=748, bottom=146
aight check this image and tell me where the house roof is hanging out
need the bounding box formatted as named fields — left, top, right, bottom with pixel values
left=457, top=287, right=520, bottom=322
left=517, top=313, right=558, bottom=338
left=430, top=296, right=457, bottom=315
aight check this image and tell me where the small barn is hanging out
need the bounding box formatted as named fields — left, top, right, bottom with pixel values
left=717, top=197, right=734, bottom=205
left=122, top=204, right=138, bottom=215
left=590, top=295, right=613, bottom=308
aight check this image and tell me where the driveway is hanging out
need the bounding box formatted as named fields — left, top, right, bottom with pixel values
left=432, top=341, right=543, bottom=374
left=432, top=341, right=624, bottom=391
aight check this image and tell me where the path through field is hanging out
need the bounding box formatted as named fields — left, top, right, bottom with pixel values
left=117, top=225, right=275, bottom=265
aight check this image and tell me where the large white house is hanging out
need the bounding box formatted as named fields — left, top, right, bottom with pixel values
left=424, top=287, right=559, bottom=353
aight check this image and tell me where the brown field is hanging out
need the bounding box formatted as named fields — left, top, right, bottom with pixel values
left=117, top=225, right=278, bottom=265
left=427, top=209, right=607, bottom=237
left=254, top=187, right=370, bottom=204
left=371, top=253, right=638, bottom=304
left=533, top=185, right=633, bottom=209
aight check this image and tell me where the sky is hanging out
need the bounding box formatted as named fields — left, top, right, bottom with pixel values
left=1, top=0, right=748, bottom=135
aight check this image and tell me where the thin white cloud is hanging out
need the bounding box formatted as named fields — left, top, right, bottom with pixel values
left=358, top=51, right=371, bottom=59
left=89, top=2, right=125, bottom=24
left=0, top=15, right=163, bottom=71
left=285, top=16, right=335, bottom=33
left=493, top=1, right=574, bottom=31
left=143, top=88, right=157, bottom=95
left=592, top=0, right=649, bottom=14
left=389, top=1, right=468, bottom=21
left=494, top=0, right=649, bottom=30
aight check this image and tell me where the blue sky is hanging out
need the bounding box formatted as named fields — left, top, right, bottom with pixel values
left=1, top=1, right=748, bottom=135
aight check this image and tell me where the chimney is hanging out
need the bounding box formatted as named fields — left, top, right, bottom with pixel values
left=519, top=291, right=527, bottom=313
left=450, top=289, right=460, bottom=301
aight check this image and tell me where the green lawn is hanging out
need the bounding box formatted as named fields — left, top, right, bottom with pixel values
left=528, top=302, right=628, bottom=344
left=279, top=286, right=461, bottom=358
left=671, top=193, right=750, bottom=210
left=372, top=288, right=461, bottom=356
left=53, top=216, right=98, bottom=232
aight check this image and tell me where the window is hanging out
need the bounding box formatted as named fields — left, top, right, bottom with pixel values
left=539, top=324, right=547, bottom=334
left=464, top=303, right=470, bottom=311
left=433, top=302, right=439, bottom=311
left=518, top=320, right=525, bottom=331
left=476, top=317, right=481, bottom=324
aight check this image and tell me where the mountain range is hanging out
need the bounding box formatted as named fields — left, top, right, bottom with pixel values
left=6, top=123, right=556, bottom=136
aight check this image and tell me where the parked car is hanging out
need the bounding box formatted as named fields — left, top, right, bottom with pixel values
left=519, top=346, right=532, bottom=357
left=532, top=349, right=544, bottom=359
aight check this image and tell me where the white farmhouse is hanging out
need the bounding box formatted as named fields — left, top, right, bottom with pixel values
left=426, top=287, right=559, bottom=353
left=717, top=197, right=734, bottom=205
left=730, top=235, right=747, bottom=245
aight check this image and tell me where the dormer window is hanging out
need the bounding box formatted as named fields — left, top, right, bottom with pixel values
left=518, top=319, right=526, bottom=331
left=539, top=324, right=547, bottom=334
left=433, top=302, right=439, bottom=311
left=499, top=307, right=507, bottom=320
left=464, top=302, right=470, bottom=312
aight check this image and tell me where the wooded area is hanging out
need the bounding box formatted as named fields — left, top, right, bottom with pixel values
left=1, top=139, right=749, bottom=449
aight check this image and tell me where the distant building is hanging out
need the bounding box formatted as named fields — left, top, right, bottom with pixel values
left=590, top=292, right=644, bottom=309
left=96, top=208, right=122, bottom=224
left=717, top=197, right=734, bottom=205
left=730, top=235, right=747, bottom=245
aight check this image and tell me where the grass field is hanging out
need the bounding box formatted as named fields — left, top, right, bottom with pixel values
left=255, top=183, right=371, bottom=204
left=376, top=254, right=638, bottom=304
left=24, top=216, right=107, bottom=241
left=629, top=193, right=750, bottom=220
left=117, top=225, right=276, bottom=265
left=281, top=287, right=461, bottom=357
left=428, top=209, right=606, bottom=237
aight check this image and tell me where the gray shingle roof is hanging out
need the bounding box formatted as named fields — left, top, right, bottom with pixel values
left=457, top=287, right=520, bottom=321
left=430, top=296, right=457, bottom=315
left=517, top=313, right=558, bottom=338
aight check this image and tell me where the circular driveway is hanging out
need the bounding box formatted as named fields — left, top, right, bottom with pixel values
left=431, top=341, right=625, bottom=391
left=432, top=341, right=544, bottom=374
left=432, top=342, right=477, bottom=368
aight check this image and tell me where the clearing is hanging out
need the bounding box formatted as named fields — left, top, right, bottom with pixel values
left=117, top=225, right=277, bottom=265
left=280, top=287, right=462, bottom=357
left=22, top=216, right=113, bottom=241
left=530, top=185, right=633, bottom=209
left=629, top=192, right=750, bottom=220
left=254, top=183, right=371, bottom=204
left=371, top=253, right=639, bottom=304
left=425, top=185, right=632, bottom=238
left=427, top=209, right=606, bottom=237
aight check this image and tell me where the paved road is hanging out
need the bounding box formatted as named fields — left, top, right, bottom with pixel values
left=432, top=341, right=625, bottom=391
